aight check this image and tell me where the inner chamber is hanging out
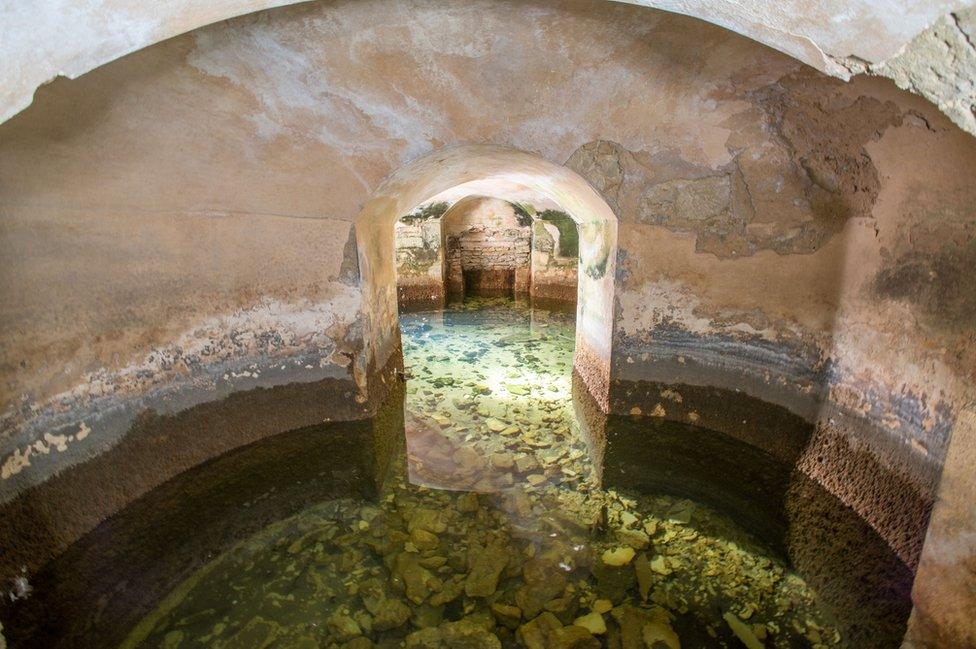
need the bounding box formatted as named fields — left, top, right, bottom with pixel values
left=394, top=196, right=578, bottom=309
left=1, top=0, right=974, bottom=647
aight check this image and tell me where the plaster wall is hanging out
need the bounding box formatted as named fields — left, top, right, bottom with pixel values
left=2, top=0, right=974, bottom=134
left=0, top=0, right=974, bottom=643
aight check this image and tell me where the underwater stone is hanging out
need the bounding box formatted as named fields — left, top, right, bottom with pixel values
left=465, top=543, right=510, bottom=597
left=326, top=610, right=362, bottom=642
left=438, top=618, right=503, bottom=649
left=223, top=618, right=280, bottom=649
left=428, top=575, right=464, bottom=606
left=514, top=455, right=540, bottom=473
left=453, top=446, right=484, bottom=473
left=573, top=612, right=607, bottom=635
left=593, top=599, right=613, bottom=614
left=650, top=555, right=671, bottom=575
left=610, top=605, right=670, bottom=649
left=548, top=625, right=601, bottom=649
left=515, top=612, right=563, bottom=649
left=404, top=627, right=443, bottom=649
left=544, top=593, right=581, bottom=625
left=591, top=560, right=636, bottom=602
left=394, top=552, right=438, bottom=604
left=407, top=509, right=448, bottom=534
left=723, top=612, right=763, bottom=649
left=642, top=620, right=681, bottom=649
left=490, top=451, right=515, bottom=469
left=161, top=630, right=184, bottom=649
left=634, top=553, right=654, bottom=601
left=410, top=527, right=440, bottom=551
left=516, top=559, right=567, bottom=618
left=601, top=547, right=635, bottom=566
left=615, top=527, right=650, bottom=549
left=457, top=492, right=480, bottom=512
left=372, top=599, right=411, bottom=631
left=410, top=603, right=446, bottom=628
left=490, top=602, right=523, bottom=629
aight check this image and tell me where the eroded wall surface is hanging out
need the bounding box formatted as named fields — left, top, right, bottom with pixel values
left=395, top=203, right=448, bottom=309
left=0, top=0, right=974, bottom=642
left=531, top=211, right=579, bottom=305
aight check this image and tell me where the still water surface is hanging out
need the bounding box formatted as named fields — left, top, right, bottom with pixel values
left=116, top=299, right=868, bottom=649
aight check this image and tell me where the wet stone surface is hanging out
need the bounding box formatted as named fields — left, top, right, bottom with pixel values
left=123, top=299, right=845, bottom=649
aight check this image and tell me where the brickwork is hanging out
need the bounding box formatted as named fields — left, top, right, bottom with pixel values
left=395, top=197, right=577, bottom=304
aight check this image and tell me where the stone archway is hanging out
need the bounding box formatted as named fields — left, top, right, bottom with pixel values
left=354, top=145, right=618, bottom=410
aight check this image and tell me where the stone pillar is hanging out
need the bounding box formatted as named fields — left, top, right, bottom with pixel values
left=904, top=408, right=976, bottom=648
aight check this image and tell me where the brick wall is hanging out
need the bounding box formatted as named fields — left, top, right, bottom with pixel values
left=395, top=197, right=578, bottom=305
left=443, top=197, right=532, bottom=298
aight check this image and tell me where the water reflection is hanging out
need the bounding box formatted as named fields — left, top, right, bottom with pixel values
left=1, top=299, right=912, bottom=648
left=400, top=301, right=587, bottom=494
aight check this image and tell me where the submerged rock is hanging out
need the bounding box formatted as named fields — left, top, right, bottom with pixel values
left=615, top=527, right=650, bottom=550
left=490, top=602, right=522, bottom=629
left=515, top=559, right=567, bottom=618
left=548, top=625, right=601, bottom=649
left=340, top=638, right=374, bottom=649
left=724, top=612, right=764, bottom=649
left=465, top=543, right=510, bottom=597
left=649, top=555, right=671, bottom=576
left=406, top=618, right=502, bottom=649
left=486, top=418, right=507, bottom=432
left=393, top=552, right=439, bottom=604
left=643, top=620, right=681, bottom=649
left=372, top=599, right=411, bottom=631
left=515, top=612, right=563, bottom=649
left=457, top=492, right=480, bottom=513
left=573, top=611, right=607, bottom=635
left=491, top=451, right=515, bottom=470
left=634, top=553, right=654, bottom=601
left=408, top=509, right=448, bottom=535
left=601, top=547, right=635, bottom=566
left=326, top=610, right=362, bottom=642
left=591, top=560, right=636, bottom=602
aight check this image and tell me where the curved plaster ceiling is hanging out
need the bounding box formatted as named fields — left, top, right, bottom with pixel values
left=1, top=0, right=974, bottom=131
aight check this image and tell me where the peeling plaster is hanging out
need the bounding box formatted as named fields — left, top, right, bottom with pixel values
left=0, top=291, right=362, bottom=499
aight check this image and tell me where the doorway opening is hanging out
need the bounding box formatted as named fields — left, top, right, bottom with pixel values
left=355, top=145, right=616, bottom=409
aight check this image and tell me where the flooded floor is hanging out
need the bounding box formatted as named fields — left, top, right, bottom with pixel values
left=116, top=298, right=864, bottom=649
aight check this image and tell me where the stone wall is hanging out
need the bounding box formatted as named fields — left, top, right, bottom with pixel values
left=393, top=198, right=537, bottom=306
left=444, top=197, right=532, bottom=299
left=0, top=0, right=974, bottom=642
left=395, top=203, right=447, bottom=310
left=531, top=211, right=579, bottom=306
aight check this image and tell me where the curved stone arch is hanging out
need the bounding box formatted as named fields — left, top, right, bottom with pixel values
left=355, top=144, right=618, bottom=409
left=3, top=0, right=973, bottom=130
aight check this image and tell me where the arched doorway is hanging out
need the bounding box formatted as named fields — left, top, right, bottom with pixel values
left=354, top=145, right=618, bottom=410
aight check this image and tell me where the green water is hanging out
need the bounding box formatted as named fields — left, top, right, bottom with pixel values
left=121, top=299, right=844, bottom=649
